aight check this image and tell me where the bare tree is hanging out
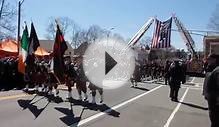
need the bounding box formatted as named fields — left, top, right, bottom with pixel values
left=71, top=25, right=110, bottom=49
left=45, top=18, right=56, bottom=39
left=86, top=25, right=107, bottom=43
left=71, top=24, right=126, bottom=49
left=208, top=4, right=219, bottom=31
left=70, top=23, right=81, bottom=48
left=129, top=36, right=152, bottom=49
left=71, top=29, right=88, bottom=49
left=0, top=0, right=16, bottom=40
left=112, top=33, right=125, bottom=42
left=139, top=36, right=151, bottom=47
left=45, top=16, right=75, bottom=39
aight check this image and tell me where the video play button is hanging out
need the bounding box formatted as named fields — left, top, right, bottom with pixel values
left=83, top=37, right=135, bottom=89
left=105, top=52, right=117, bottom=75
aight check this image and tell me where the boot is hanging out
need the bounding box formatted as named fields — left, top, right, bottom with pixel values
left=55, top=89, right=59, bottom=97
left=35, top=85, right=39, bottom=93
left=134, top=82, right=137, bottom=87
left=78, top=95, right=82, bottom=101
left=48, top=90, right=53, bottom=95
left=41, top=84, right=45, bottom=92
left=44, top=86, right=49, bottom=93
left=100, top=94, right=103, bottom=103
left=67, top=91, right=72, bottom=99
left=91, top=96, right=96, bottom=104
left=23, top=84, right=29, bottom=92
left=84, top=93, right=88, bottom=101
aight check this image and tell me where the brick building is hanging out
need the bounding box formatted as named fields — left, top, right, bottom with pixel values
left=203, top=35, right=219, bottom=58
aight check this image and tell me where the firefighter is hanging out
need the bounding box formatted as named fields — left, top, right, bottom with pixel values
left=168, top=60, right=184, bottom=102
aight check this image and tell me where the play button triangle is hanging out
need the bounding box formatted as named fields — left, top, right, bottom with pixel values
left=105, top=52, right=117, bottom=75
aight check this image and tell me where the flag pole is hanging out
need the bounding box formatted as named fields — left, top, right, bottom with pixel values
left=17, top=0, right=24, bottom=56
left=55, top=19, right=61, bottom=29
left=50, top=19, right=63, bottom=86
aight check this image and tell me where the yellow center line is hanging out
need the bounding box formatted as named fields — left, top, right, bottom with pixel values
left=0, top=93, right=32, bottom=101
left=0, top=85, right=76, bottom=101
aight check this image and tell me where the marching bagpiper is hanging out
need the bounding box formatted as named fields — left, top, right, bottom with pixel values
left=75, top=61, right=88, bottom=101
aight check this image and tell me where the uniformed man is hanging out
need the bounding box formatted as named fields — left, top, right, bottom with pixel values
left=168, top=60, right=184, bottom=102
left=164, top=60, right=171, bottom=85
left=76, top=61, right=88, bottom=101
left=131, top=63, right=140, bottom=87
left=64, top=57, right=77, bottom=99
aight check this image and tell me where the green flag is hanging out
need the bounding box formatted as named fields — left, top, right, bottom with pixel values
left=18, top=25, right=29, bottom=74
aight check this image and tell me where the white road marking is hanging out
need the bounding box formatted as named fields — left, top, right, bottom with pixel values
left=69, top=85, right=163, bottom=127
left=163, top=87, right=189, bottom=127
left=186, top=77, right=202, bottom=89
left=190, top=77, right=196, bottom=83
left=181, top=86, right=202, bottom=90
left=194, top=83, right=200, bottom=87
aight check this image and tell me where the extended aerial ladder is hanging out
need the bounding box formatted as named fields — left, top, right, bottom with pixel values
left=173, top=16, right=204, bottom=75
left=127, top=17, right=154, bottom=47
left=128, top=16, right=200, bottom=57
left=173, top=16, right=198, bottom=58
left=127, top=15, right=204, bottom=75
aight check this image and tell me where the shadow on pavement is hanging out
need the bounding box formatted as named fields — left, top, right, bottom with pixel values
left=55, top=98, right=120, bottom=126
left=131, top=86, right=149, bottom=91
left=17, top=98, right=49, bottom=119
left=55, top=103, right=83, bottom=126
left=179, top=101, right=208, bottom=110
left=68, top=98, right=120, bottom=117
left=17, top=94, right=64, bottom=119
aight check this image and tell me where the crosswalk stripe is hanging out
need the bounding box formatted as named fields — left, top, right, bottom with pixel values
left=164, top=87, right=189, bottom=127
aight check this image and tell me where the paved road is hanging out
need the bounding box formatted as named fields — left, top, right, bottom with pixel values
left=0, top=77, right=210, bottom=127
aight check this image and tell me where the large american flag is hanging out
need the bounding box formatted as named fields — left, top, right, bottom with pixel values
left=151, top=17, right=172, bottom=48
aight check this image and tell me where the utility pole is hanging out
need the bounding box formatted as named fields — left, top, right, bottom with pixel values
left=17, top=0, right=24, bottom=55
left=0, top=0, right=5, bottom=19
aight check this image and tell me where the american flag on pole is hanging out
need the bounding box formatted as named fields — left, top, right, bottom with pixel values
left=151, top=17, right=172, bottom=48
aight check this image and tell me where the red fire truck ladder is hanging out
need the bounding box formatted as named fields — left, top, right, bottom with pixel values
left=173, top=16, right=198, bottom=58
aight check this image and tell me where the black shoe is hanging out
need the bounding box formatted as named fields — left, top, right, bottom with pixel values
left=56, top=90, right=59, bottom=95
left=83, top=97, right=88, bottom=102
left=23, top=88, right=28, bottom=92
left=100, top=100, right=103, bottom=103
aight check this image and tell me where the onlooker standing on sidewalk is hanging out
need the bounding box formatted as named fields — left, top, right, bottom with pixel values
left=203, top=54, right=219, bottom=127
